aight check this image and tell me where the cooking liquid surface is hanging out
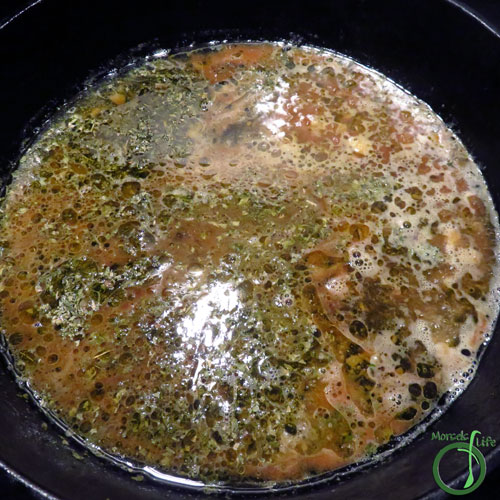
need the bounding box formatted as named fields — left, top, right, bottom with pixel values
left=0, top=43, right=498, bottom=484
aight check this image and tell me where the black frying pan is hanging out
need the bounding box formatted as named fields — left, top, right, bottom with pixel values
left=0, top=1, right=499, bottom=498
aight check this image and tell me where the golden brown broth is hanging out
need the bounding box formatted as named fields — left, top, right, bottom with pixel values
left=0, top=43, right=498, bottom=483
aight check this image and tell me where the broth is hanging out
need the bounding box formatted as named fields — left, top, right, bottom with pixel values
left=0, top=42, right=498, bottom=483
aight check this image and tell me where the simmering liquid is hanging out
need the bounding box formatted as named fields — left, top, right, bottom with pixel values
left=0, top=43, right=498, bottom=483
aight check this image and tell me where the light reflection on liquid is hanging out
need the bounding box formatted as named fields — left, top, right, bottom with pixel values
left=176, top=280, right=241, bottom=387
left=176, top=281, right=239, bottom=348
left=255, top=78, right=289, bottom=137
